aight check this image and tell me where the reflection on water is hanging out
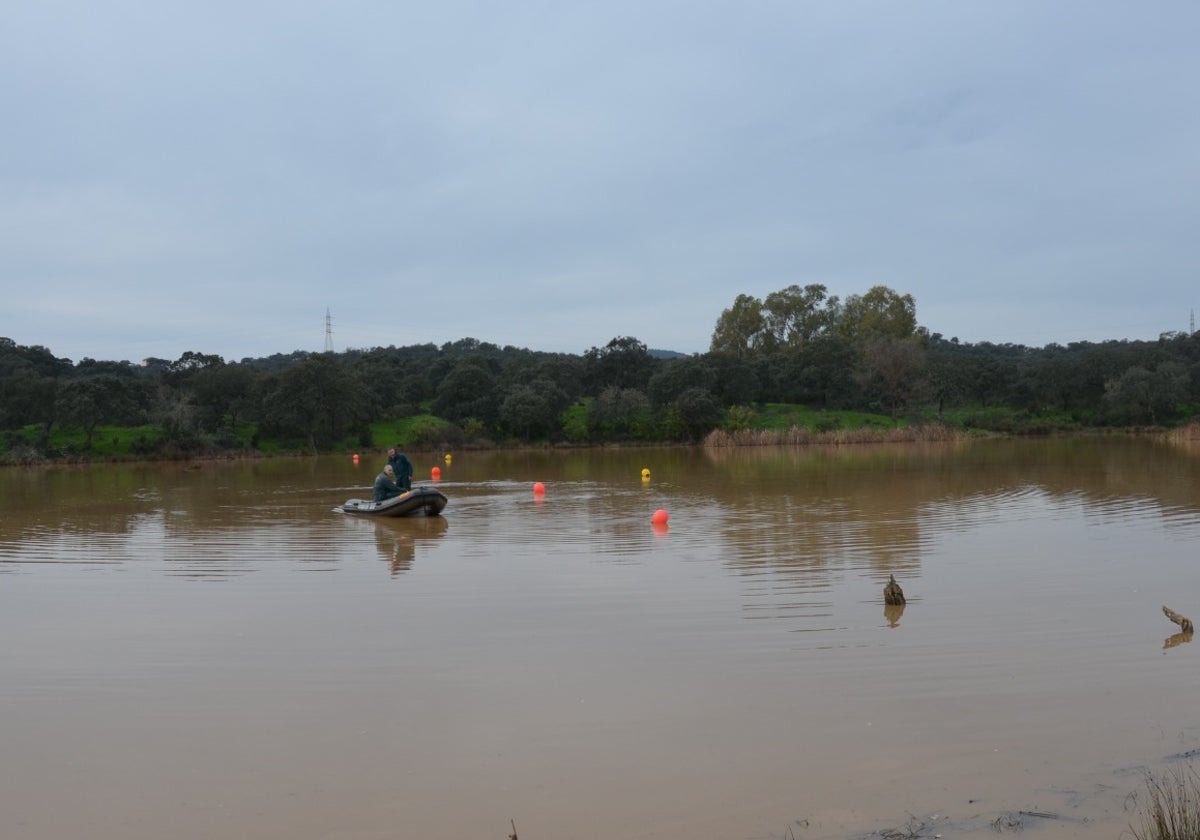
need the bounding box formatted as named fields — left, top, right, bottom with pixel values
left=884, top=602, right=906, bottom=628
left=1164, top=631, right=1194, bottom=650
left=342, top=514, right=449, bottom=576
left=3, top=438, right=1200, bottom=840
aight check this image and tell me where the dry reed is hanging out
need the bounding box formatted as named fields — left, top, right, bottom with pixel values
left=1166, top=422, right=1200, bottom=443
left=703, top=424, right=965, bottom=447
left=1129, top=764, right=1200, bottom=840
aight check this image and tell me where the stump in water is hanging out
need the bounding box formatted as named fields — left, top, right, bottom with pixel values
left=884, top=574, right=905, bottom=606
left=1163, top=605, right=1193, bottom=633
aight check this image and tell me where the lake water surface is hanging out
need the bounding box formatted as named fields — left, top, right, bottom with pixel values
left=2, top=438, right=1199, bottom=840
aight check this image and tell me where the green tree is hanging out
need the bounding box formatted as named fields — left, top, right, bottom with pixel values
left=808, top=334, right=860, bottom=408
left=855, top=338, right=927, bottom=415
left=0, top=337, right=74, bottom=378
left=1102, top=363, right=1187, bottom=425
left=647, top=357, right=716, bottom=408
left=706, top=354, right=761, bottom=405
left=589, top=387, right=653, bottom=440
left=59, top=375, right=138, bottom=451
left=837, top=286, right=918, bottom=346
left=710, top=294, right=768, bottom=357
left=0, top=370, right=58, bottom=447
left=925, top=336, right=974, bottom=414
left=354, top=347, right=409, bottom=413
left=527, top=355, right=586, bottom=404
left=165, top=351, right=225, bottom=385
left=670, top=387, right=723, bottom=441
left=560, top=400, right=590, bottom=444
left=190, top=363, right=255, bottom=433
left=583, top=336, right=656, bottom=392
left=763, top=284, right=839, bottom=349
left=153, top=389, right=202, bottom=450
left=766, top=334, right=858, bottom=408
left=432, top=358, right=501, bottom=428
left=262, top=356, right=375, bottom=450
left=499, top=379, right=570, bottom=440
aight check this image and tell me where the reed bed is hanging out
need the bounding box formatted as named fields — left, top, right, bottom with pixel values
left=1166, top=422, right=1200, bottom=443
left=703, top=424, right=965, bottom=447
left=1129, top=764, right=1200, bottom=840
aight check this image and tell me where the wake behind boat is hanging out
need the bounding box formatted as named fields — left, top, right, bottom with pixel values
left=339, top=486, right=448, bottom=517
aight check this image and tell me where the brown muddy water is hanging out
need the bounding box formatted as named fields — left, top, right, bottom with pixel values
left=2, top=438, right=1199, bottom=840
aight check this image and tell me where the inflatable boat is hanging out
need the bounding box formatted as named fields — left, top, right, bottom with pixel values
left=339, top=486, right=448, bottom=517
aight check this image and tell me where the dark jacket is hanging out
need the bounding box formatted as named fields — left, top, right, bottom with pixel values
left=387, top=452, right=414, bottom=490
left=373, top=470, right=404, bottom=502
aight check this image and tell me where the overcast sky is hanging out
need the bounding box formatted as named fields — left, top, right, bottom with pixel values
left=3, top=1, right=1197, bottom=364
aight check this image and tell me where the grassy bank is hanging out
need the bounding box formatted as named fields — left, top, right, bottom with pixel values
left=3, top=405, right=1189, bottom=466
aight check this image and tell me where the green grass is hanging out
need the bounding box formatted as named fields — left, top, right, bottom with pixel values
left=370, top=414, right=454, bottom=451
left=752, top=403, right=906, bottom=433
left=5, top=424, right=164, bottom=458
left=0, top=400, right=1104, bottom=466
left=930, top=405, right=1082, bottom=434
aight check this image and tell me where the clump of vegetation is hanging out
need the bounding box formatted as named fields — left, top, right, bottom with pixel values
left=6, top=282, right=1200, bottom=463
left=1167, top=422, right=1200, bottom=443
left=703, top=423, right=964, bottom=447
left=1130, top=764, right=1200, bottom=840
left=1, top=442, right=45, bottom=465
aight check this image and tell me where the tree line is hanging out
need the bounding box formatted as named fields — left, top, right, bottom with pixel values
left=3, top=283, right=1199, bottom=460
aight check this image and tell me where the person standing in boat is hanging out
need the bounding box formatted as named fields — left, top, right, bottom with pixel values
left=373, top=464, right=405, bottom=502
left=386, top=447, right=414, bottom=491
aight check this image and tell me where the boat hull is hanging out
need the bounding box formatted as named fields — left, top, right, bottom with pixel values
left=339, top=487, right=448, bottom=517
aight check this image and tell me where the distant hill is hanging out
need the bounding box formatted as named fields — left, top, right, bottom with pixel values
left=648, top=348, right=689, bottom=360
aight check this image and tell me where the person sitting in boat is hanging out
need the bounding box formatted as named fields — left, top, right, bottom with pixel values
left=373, top=464, right=405, bottom=502
left=386, top=447, right=414, bottom=491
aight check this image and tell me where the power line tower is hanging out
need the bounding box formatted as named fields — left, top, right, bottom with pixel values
left=324, top=308, right=334, bottom=353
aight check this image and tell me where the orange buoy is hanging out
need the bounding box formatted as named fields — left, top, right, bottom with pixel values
left=652, top=509, right=668, bottom=525
left=533, top=482, right=545, bottom=496
left=431, top=466, right=441, bottom=480
left=352, top=453, right=360, bottom=463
